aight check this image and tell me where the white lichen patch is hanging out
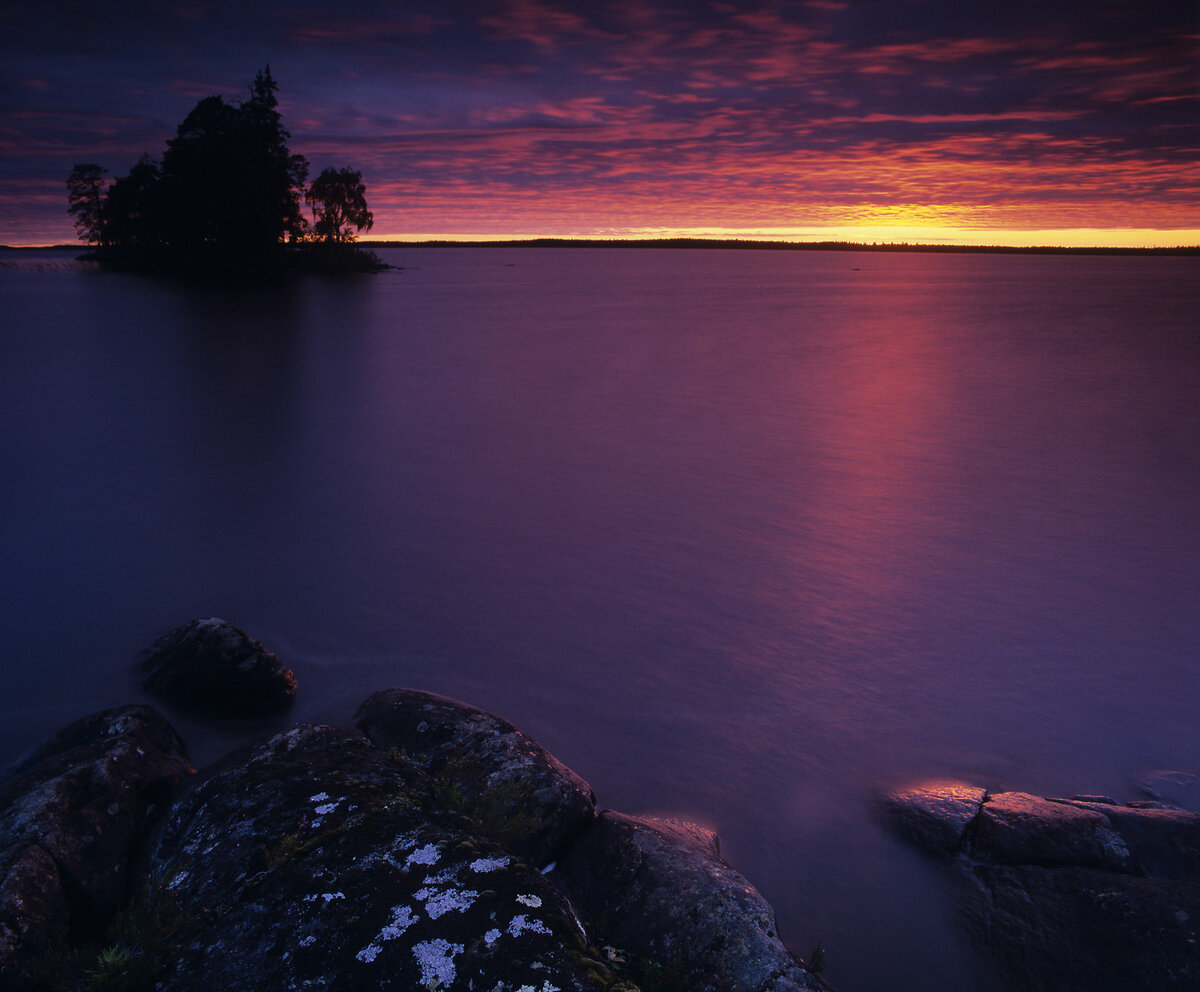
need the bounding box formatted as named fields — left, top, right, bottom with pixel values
left=414, top=885, right=478, bottom=919
left=484, top=928, right=502, bottom=945
left=298, top=935, right=316, bottom=948
left=309, top=792, right=330, bottom=803
left=167, top=871, right=189, bottom=890
left=356, top=905, right=418, bottom=963
left=470, top=856, right=511, bottom=873
left=515, top=894, right=542, bottom=908
left=413, top=938, right=463, bottom=988
left=1097, top=826, right=1131, bottom=861
left=507, top=914, right=552, bottom=938
left=313, top=802, right=339, bottom=816
left=304, top=892, right=346, bottom=904
left=404, top=843, right=441, bottom=871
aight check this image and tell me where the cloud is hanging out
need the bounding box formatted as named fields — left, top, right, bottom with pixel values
left=1, top=0, right=1197, bottom=244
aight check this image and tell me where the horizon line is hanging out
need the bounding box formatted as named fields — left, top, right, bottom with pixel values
left=8, top=235, right=1199, bottom=254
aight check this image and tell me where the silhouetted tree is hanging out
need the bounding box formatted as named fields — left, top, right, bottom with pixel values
left=306, top=168, right=374, bottom=243
left=102, top=154, right=163, bottom=249
left=158, top=66, right=308, bottom=252
left=241, top=67, right=310, bottom=246
left=66, top=163, right=108, bottom=245
left=64, top=67, right=384, bottom=273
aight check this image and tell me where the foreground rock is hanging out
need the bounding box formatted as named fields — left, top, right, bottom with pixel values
left=145, top=723, right=630, bottom=991
left=354, top=688, right=597, bottom=867
left=882, top=781, right=1200, bottom=991
left=0, top=706, right=192, bottom=988
left=555, top=812, right=831, bottom=992
left=138, top=618, right=297, bottom=717
left=1, top=684, right=828, bottom=991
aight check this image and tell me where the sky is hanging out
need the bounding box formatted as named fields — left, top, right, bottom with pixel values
left=2, top=0, right=1197, bottom=247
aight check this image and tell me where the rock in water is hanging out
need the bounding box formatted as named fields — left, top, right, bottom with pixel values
left=879, top=781, right=986, bottom=853
left=0, top=705, right=192, bottom=989
left=142, top=723, right=633, bottom=992
left=553, top=811, right=830, bottom=992
left=354, top=688, right=596, bottom=867
left=139, top=618, right=297, bottom=717
left=1140, top=770, right=1200, bottom=814
left=883, top=782, right=1200, bottom=991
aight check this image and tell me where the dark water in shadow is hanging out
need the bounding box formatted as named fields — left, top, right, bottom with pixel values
left=2, top=246, right=1198, bottom=990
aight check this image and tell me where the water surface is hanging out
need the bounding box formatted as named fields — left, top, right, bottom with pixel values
left=2, top=246, right=1198, bottom=990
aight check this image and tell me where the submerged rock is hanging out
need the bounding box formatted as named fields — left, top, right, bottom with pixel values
left=139, top=618, right=297, bottom=717
left=553, top=811, right=830, bottom=992
left=883, top=781, right=1200, bottom=991
left=354, top=688, right=596, bottom=867
left=1140, top=770, right=1200, bottom=814
left=0, top=705, right=192, bottom=989
left=143, top=723, right=630, bottom=992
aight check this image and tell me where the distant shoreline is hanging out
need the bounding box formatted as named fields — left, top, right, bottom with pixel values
left=4, top=238, right=1198, bottom=256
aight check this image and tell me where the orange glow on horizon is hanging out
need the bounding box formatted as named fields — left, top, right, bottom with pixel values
left=365, top=227, right=1200, bottom=250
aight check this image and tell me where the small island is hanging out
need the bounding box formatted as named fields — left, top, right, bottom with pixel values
left=64, top=67, right=385, bottom=277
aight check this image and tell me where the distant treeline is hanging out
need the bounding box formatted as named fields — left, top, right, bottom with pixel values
left=66, top=67, right=383, bottom=275
left=374, top=238, right=1200, bottom=256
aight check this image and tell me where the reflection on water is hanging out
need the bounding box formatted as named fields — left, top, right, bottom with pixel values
left=1, top=247, right=1197, bottom=991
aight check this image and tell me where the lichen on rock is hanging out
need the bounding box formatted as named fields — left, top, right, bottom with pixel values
left=140, top=721, right=630, bottom=991
left=353, top=688, right=597, bottom=867
left=0, top=704, right=192, bottom=989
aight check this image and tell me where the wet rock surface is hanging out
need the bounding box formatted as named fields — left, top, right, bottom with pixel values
left=354, top=688, right=597, bottom=867
left=0, top=705, right=192, bottom=989
left=884, top=780, right=1200, bottom=991
left=1, top=679, right=828, bottom=991
left=139, top=618, right=297, bottom=717
left=553, top=811, right=830, bottom=992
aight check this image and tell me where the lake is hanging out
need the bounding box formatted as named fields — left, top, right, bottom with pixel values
left=2, top=245, right=1197, bottom=990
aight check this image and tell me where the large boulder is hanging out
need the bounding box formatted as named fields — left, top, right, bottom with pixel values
left=139, top=618, right=297, bottom=717
left=141, top=723, right=634, bottom=991
left=0, top=705, right=192, bottom=988
left=883, top=782, right=1200, bottom=991
left=552, top=811, right=830, bottom=992
left=354, top=688, right=596, bottom=867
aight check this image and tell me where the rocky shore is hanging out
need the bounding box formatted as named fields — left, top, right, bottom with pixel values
left=0, top=620, right=829, bottom=991
left=881, top=780, right=1200, bottom=990
left=4, top=618, right=1197, bottom=991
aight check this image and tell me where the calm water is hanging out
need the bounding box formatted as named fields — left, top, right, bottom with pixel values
left=2, top=246, right=1198, bottom=990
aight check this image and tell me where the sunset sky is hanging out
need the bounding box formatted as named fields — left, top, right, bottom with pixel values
left=2, top=0, right=1197, bottom=247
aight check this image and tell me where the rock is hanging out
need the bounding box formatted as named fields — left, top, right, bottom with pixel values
left=1140, top=770, right=1200, bottom=814
left=968, top=792, right=1136, bottom=872
left=142, top=723, right=632, bottom=991
left=354, top=688, right=596, bottom=867
left=139, top=618, right=297, bottom=717
left=0, top=705, right=192, bottom=988
left=959, top=865, right=1200, bottom=991
left=1049, top=798, right=1200, bottom=879
left=2, top=683, right=833, bottom=991
left=883, top=781, right=1200, bottom=992
left=553, top=810, right=829, bottom=992
left=879, top=781, right=986, bottom=854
